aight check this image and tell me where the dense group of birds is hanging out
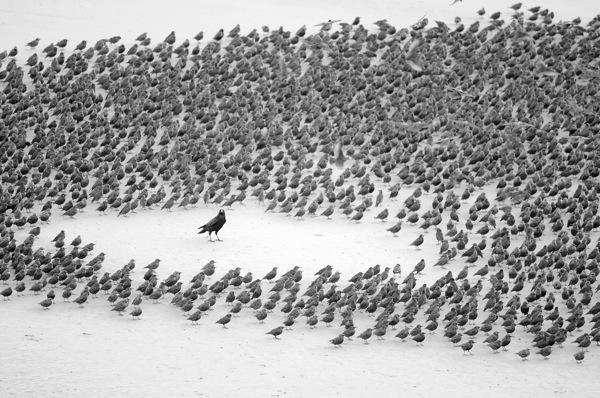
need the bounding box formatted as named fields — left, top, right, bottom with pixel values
left=1, top=3, right=600, bottom=363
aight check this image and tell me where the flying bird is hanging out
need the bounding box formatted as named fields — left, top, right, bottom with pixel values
left=315, top=19, right=341, bottom=31
left=405, top=39, right=423, bottom=72
left=333, top=140, right=346, bottom=168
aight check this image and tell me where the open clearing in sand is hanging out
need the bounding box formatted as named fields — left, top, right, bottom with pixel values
left=3, top=197, right=599, bottom=398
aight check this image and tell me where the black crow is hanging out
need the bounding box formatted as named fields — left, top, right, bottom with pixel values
left=198, top=210, right=227, bottom=241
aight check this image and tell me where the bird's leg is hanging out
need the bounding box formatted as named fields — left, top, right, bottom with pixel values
left=216, top=232, right=222, bottom=242
left=208, top=232, right=213, bottom=242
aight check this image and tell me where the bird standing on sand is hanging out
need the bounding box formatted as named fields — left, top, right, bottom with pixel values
left=375, top=209, right=388, bottom=221
left=53, top=230, right=65, bottom=242
left=574, top=351, right=585, bottom=364
left=320, top=205, right=334, bottom=219
left=216, top=313, right=232, bottom=328
left=266, top=326, right=284, bottom=339
left=351, top=210, right=364, bottom=222
left=330, top=334, right=344, bottom=347
left=510, top=2, right=522, bottom=11
left=264, top=267, right=277, bottom=282
left=27, top=38, right=40, bottom=48
left=537, top=347, right=552, bottom=359
left=410, top=234, right=424, bottom=249
left=395, top=327, right=410, bottom=341
left=188, top=311, right=203, bottom=324
left=74, top=288, right=89, bottom=306
left=255, top=309, right=268, bottom=323
left=198, top=210, right=227, bottom=242
left=112, top=298, right=129, bottom=315
left=1, top=287, right=12, bottom=300
left=387, top=221, right=402, bottom=236
left=461, top=340, right=475, bottom=355
left=412, top=332, right=426, bottom=346
left=145, top=259, right=160, bottom=270
left=213, top=29, right=224, bottom=41
left=358, top=328, right=373, bottom=344
left=130, top=306, right=142, bottom=319
left=413, top=259, right=426, bottom=274
left=40, top=298, right=53, bottom=310
left=516, top=349, right=530, bottom=360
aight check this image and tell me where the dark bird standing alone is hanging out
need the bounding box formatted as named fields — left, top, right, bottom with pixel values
left=198, top=210, right=227, bottom=242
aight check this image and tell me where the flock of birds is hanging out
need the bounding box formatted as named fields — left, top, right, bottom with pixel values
left=1, top=3, right=600, bottom=364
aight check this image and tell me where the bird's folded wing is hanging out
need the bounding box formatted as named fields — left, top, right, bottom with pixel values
left=201, top=216, right=219, bottom=229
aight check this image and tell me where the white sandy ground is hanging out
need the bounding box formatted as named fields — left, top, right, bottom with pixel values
left=1, top=0, right=600, bottom=397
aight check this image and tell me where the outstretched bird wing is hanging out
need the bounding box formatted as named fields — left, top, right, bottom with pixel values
left=405, top=38, right=422, bottom=60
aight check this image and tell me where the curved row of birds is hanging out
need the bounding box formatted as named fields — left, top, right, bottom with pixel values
left=1, top=4, right=600, bottom=363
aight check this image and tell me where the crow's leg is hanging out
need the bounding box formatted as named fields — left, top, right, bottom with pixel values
left=216, top=232, right=222, bottom=241
left=208, top=232, right=213, bottom=242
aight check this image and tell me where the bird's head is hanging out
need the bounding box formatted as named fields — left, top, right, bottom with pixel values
left=219, top=209, right=225, bottom=216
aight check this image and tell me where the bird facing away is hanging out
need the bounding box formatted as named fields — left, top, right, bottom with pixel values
left=1, top=287, right=12, bottom=300
left=198, top=210, right=226, bottom=241
left=461, top=340, right=475, bottom=355
left=129, top=306, right=142, bottom=319
left=537, top=347, right=552, bottom=359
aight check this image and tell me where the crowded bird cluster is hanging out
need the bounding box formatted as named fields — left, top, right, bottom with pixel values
left=1, top=4, right=600, bottom=364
